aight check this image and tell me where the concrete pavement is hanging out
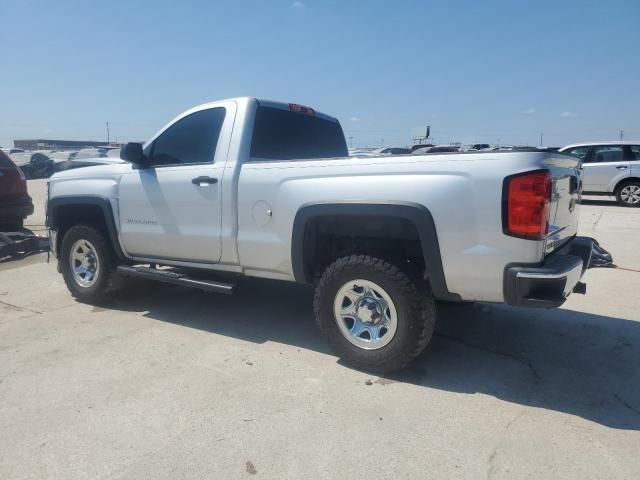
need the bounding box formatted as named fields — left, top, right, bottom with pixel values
left=0, top=186, right=638, bottom=479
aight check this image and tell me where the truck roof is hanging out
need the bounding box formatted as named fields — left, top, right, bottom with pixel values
left=186, top=97, right=341, bottom=124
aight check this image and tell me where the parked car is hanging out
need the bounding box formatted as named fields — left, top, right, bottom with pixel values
left=409, top=144, right=434, bottom=152
left=74, top=148, right=110, bottom=160
left=47, top=151, right=78, bottom=172
left=411, top=145, right=460, bottom=154
left=349, top=150, right=378, bottom=157
left=492, top=146, right=542, bottom=152
left=471, top=143, right=491, bottom=150
left=49, top=150, right=78, bottom=162
left=559, top=142, right=640, bottom=207
left=0, top=150, right=34, bottom=229
left=106, top=148, right=122, bottom=158
left=9, top=150, right=56, bottom=179
left=1, top=148, right=25, bottom=155
left=371, top=147, right=412, bottom=155
left=64, top=156, right=126, bottom=170
left=50, top=149, right=122, bottom=171
left=461, top=143, right=492, bottom=151
left=47, top=97, right=600, bottom=372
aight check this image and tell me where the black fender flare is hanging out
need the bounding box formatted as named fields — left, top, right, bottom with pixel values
left=47, top=195, right=125, bottom=260
left=291, top=201, right=460, bottom=302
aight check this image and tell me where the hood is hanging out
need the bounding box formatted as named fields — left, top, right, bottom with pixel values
left=70, top=156, right=126, bottom=165
left=51, top=161, right=132, bottom=181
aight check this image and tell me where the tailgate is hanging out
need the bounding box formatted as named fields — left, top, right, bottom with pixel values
left=544, top=154, right=581, bottom=254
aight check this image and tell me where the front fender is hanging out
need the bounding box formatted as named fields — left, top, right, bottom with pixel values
left=47, top=195, right=126, bottom=261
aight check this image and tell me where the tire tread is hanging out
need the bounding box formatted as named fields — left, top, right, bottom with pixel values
left=314, top=254, right=436, bottom=372
left=60, top=225, right=120, bottom=303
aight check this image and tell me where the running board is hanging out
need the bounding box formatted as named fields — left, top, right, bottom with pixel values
left=117, top=265, right=235, bottom=294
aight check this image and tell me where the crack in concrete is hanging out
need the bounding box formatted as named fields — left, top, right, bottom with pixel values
left=485, top=411, right=527, bottom=479
left=614, top=394, right=640, bottom=417
left=0, top=300, right=42, bottom=315
left=438, top=333, right=541, bottom=381
left=505, top=410, right=527, bottom=431
left=486, top=447, right=498, bottom=480
left=592, top=211, right=604, bottom=230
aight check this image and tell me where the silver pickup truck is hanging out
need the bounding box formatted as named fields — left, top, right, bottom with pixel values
left=47, top=97, right=601, bottom=372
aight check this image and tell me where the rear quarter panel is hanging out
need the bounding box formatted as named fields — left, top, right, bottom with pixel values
left=237, top=152, right=556, bottom=302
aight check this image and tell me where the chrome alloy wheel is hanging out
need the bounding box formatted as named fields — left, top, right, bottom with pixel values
left=69, top=239, right=100, bottom=288
left=620, top=185, right=640, bottom=205
left=333, top=279, right=398, bottom=350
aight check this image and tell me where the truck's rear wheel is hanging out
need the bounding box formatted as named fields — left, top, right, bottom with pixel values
left=60, top=225, right=119, bottom=303
left=314, top=255, right=436, bottom=373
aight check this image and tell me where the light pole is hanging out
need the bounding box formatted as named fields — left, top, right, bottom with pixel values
left=540, top=132, right=543, bottom=147
left=106, top=122, right=110, bottom=145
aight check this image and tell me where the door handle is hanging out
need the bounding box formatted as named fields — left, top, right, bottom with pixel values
left=616, top=166, right=628, bottom=170
left=191, top=176, right=218, bottom=186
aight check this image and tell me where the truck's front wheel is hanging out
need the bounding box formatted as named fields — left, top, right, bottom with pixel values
left=314, top=255, right=436, bottom=373
left=60, top=225, right=119, bottom=303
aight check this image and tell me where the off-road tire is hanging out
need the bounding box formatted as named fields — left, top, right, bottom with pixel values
left=314, top=255, right=436, bottom=373
left=60, top=225, right=120, bottom=303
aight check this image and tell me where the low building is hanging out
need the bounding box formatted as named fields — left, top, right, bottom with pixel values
left=13, top=139, right=119, bottom=151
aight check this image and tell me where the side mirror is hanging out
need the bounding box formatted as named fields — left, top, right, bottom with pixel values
left=121, top=142, right=146, bottom=166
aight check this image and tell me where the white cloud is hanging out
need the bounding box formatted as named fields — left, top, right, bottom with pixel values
left=291, top=1, right=304, bottom=10
left=561, top=111, right=578, bottom=118
left=350, top=116, right=359, bottom=122
left=523, top=108, right=535, bottom=114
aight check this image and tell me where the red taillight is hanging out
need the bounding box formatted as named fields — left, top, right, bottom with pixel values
left=504, top=171, right=551, bottom=239
left=289, top=103, right=315, bottom=116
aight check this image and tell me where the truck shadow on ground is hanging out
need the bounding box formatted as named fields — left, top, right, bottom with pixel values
left=104, top=277, right=640, bottom=431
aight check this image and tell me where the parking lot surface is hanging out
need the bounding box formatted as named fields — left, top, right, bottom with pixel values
left=1, top=182, right=639, bottom=479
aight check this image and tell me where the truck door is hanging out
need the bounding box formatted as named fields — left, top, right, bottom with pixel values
left=118, top=102, right=236, bottom=263
left=581, top=145, right=630, bottom=192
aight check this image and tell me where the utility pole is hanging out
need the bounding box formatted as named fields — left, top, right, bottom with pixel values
left=540, top=132, right=544, bottom=147
left=106, top=122, right=110, bottom=145
left=620, top=130, right=624, bottom=141
left=349, top=136, right=353, bottom=148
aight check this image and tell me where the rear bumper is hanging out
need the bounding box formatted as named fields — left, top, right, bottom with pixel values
left=504, top=236, right=596, bottom=308
left=0, top=199, right=34, bottom=221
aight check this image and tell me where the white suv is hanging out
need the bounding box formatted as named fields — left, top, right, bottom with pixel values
left=560, top=142, right=640, bottom=206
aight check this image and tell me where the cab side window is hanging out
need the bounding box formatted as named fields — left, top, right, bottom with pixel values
left=147, top=108, right=226, bottom=167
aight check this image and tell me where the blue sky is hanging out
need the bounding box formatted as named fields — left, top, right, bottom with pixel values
left=1, top=0, right=638, bottom=148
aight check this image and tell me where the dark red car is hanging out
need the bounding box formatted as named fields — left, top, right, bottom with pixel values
left=0, top=150, right=34, bottom=229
